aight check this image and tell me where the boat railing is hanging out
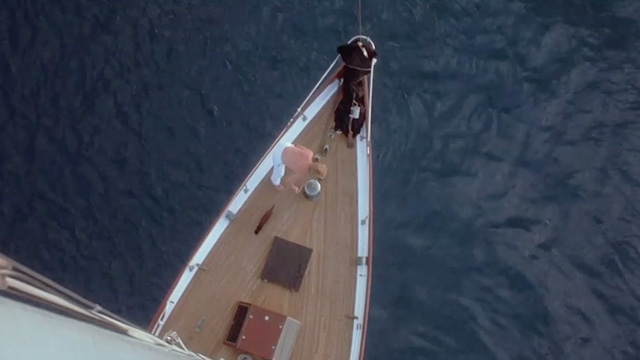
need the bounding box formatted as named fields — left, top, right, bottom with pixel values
left=0, top=253, right=210, bottom=360
left=366, top=57, right=377, bottom=146
left=0, top=253, right=135, bottom=327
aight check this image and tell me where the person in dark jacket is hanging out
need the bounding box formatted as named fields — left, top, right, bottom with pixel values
left=334, top=40, right=378, bottom=148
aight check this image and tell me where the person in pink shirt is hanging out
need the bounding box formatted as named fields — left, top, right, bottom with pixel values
left=271, top=142, right=327, bottom=193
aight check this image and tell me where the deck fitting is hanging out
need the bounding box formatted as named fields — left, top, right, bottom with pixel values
left=188, top=263, right=207, bottom=272
left=303, top=180, right=322, bottom=200
left=357, top=256, right=368, bottom=266
left=321, top=145, right=329, bottom=156
left=195, top=317, right=206, bottom=332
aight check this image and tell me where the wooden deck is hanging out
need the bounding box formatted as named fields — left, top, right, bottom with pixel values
left=160, top=87, right=363, bottom=360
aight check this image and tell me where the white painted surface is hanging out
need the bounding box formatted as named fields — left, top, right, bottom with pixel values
left=356, top=129, right=371, bottom=258
left=152, top=80, right=339, bottom=336
left=348, top=125, right=372, bottom=360
left=350, top=37, right=376, bottom=359
left=0, top=296, right=202, bottom=360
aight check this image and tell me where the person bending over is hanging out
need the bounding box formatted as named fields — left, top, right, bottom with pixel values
left=271, top=142, right=327, bottom=193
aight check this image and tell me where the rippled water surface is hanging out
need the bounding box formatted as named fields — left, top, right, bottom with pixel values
left=2, top=1, right=640, bottom=359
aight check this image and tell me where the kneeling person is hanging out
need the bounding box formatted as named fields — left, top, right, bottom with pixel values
left=271, top=142, right=327, bottom=193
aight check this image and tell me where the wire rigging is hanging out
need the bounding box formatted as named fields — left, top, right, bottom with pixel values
left=358, top=0, right=363, bottom=35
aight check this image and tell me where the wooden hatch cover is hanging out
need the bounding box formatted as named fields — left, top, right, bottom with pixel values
left=225, top=302, right=301, bottom=360
left=260, top=236, right=313, bottom=291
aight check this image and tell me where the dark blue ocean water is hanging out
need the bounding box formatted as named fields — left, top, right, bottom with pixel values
left=2, top=1, right=640, bottom=359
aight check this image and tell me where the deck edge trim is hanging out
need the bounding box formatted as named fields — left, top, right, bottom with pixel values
left=349, top=118, right=372, bottom=360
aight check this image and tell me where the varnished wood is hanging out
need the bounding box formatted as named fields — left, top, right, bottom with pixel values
left=161, top=90, right=360, bottom=360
